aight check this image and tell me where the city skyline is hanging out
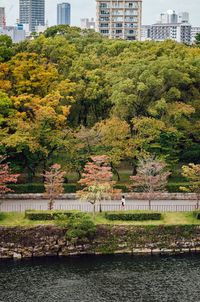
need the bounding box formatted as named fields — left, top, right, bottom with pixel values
left=0, top=0, right=199, bottom=27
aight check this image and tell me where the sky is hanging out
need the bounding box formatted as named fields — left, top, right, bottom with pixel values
left=0, top=0, right=199, bottom=27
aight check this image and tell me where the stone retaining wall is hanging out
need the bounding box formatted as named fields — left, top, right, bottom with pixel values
left=0, top=192, right=198, bottom=201
left=1, top=225, right=200, bottom=259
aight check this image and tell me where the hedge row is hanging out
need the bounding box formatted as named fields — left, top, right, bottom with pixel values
left=0, top=212, right=5, bottom=221
left=8, top=184, right=79, bottom=194
left=8, top=183, right=190, bottom=194
left=8, top=183, right=129, bottom=193
left=105, top=212, right=162, bottom=221
left=25, top=210, right=80, bottom=221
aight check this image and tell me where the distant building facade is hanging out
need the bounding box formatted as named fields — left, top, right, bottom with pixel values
left=150, top=23, right=191, bottom=44
left=141, top=25, right=151, bottom=41
left=81, top=18, right=95, bottom=30
left=96, top=0, right=142, bottom=40
left=0, top=7, right=6, bottom=29
left=158, top=10, right=178, bottom=24
left=0, top=24, right=26, bottom=43
left=57, top=3, right=71, bottom=25
left=142, top=10, right=192, bottom=45
left=19, top=0, right=45, bottom=32
left=191, top=27, right=200, bottom=43
left=178, top=12, right=189, bottom=24
left=35, top=25, right=48, bottom=33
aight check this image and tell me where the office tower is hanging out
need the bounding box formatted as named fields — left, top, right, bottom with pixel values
left=57, top=3, right=71, bottom=25
left=19, top=0, right=45, bottom=32
left=81, top=18, right=95, bottom=30
left=158, top=10, right=178, bottom=24
left=96, top=0, right=142, bottom=40
left=0, top=7, right=6, bottom=28
left=178, top=12, right=189, bottom=23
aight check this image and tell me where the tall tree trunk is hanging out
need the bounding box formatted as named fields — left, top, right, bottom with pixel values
left=196, top=194, right=199, bottom=210
left=99, top=201, right=102, bottom=213
left=149, top=199, right=151, bottom=211
left=111, top=163, right=120, bottom=181
left=76, top=169, right=82, bottom=180
left=48, top=199, right=54, bottom=211
left=93, top=203, right=96, bottom=218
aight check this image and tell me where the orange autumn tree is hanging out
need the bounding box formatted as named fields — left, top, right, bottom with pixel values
left=0, top=156, right=19, bottom=194
left=43, top=164, right=65, bottom=210
left=77, top=155, right=121, bottom=216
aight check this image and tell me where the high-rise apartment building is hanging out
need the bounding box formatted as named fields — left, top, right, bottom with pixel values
left=0, top=7, right=6, bottom=29
left=19, top=0, right=45, bottom=32
left=57, top=3, right=71, bottom=25
left=96, top=0, right=142, bottom=40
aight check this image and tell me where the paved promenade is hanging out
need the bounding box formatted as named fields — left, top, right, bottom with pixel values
left=0, top=196, right=198, bottom=212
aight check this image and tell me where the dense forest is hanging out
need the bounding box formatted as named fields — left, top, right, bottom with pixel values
left=0, top=25, right=200, bottom=191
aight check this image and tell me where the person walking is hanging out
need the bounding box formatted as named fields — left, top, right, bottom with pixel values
left=121, top=195, right=126, bottom=210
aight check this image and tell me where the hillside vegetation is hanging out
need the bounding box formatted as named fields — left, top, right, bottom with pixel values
left=0, top=26, right=200, bottom=188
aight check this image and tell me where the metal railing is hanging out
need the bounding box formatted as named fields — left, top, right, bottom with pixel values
left=0, top=202, right=198, bottom=213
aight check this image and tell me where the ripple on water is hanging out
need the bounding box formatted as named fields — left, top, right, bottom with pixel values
left=0, top=254, right=200, bottom=302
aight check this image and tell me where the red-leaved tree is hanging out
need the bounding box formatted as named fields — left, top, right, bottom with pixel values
left=130, top=156, right=171, bottom=210
left=43, top=164, right=65, bottom=210
left=77, top=155, right=121, bottom=216
left=0, top=156, right=19, bottom=195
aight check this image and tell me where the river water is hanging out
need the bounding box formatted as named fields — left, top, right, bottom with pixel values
left=0, top=254, right=200, bottom=302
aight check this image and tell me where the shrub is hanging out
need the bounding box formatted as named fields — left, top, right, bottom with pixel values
left=0, top=212, right=6, bottom=221
left=167, top=182, right=190, bottom=193
left=193, top=211, right=200, bottom=220
left=114, top=185, right=128, bottom=193
left=65, top=213, right=96, bottom=241
left=105, top=211, right=162, bottom=221
left=25, top=210, right=80, bottom=221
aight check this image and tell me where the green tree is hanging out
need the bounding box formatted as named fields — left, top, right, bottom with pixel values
left=181, top=164, right=200, bottom=208
left=195, top=33, right=200, bottom=46
left=0, top=35, right=14, bottom=62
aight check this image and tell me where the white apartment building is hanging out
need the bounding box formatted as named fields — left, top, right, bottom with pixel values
left=81, top=18, right=96, bottom=30
left=141, top=25, right=151, bottom=41
left=0, top=25, right=26, bottom=43
left=142, top=10, right=192, bottom=45
left=191, top=27, right=200, bottom=43
left=150, top=23, right=191, bottom=44
left=96, top=0, right=142, bottom=40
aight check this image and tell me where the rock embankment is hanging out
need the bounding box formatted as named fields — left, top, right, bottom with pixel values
left=1, top=225, right=200, bottom=259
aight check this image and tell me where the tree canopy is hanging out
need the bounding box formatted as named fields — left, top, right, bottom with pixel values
left=0, top=26, right=200, bottom=184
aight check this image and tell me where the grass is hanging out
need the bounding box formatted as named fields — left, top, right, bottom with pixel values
left=0, top=211, right=199, bottom=227
left=0, top=212, right=53, bottom=227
